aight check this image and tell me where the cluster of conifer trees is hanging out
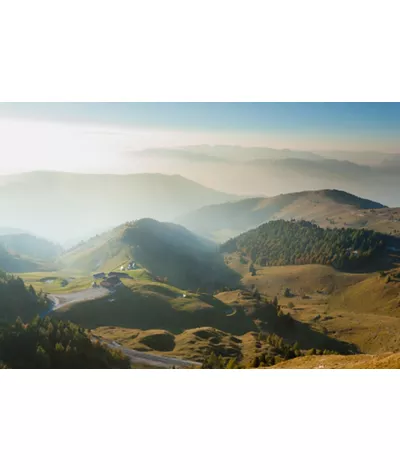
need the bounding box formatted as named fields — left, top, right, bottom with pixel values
left=221, top=220, right=385, bottom=269
left=0, top=316, right=131, bottom=368
left=0, top=270, right=48, bottom=323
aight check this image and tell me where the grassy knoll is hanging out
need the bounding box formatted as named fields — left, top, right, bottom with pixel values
left=92, top=326, right=294, bottom=365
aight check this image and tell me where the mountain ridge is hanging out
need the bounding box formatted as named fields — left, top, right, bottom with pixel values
left=0, top=171, right=240, bottom=243
left=177, top=189, right=389, bottom=242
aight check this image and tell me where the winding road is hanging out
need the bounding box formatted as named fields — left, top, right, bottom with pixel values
left=44, top=288, right=200, bottom=368
left=93, top=336, right=201, bottom=369
left=47, top=286, right=110, bottom=311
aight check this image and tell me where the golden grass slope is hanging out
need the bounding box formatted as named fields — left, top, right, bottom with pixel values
left=93, top=325, right=273, bottom=365
left=329, top=269, right=400, bottom=317
left=226, top=256, right=400, bottom=354
left=271, top=353, right=400, bottom=369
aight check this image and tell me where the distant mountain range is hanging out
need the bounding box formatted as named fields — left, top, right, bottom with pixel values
left=125, top=145, right=400, bottom=205
left=132, top=144, right=400, bottom=165
left=177, top=189, right=400, bottom=242
left=1, top=172, right=239, bottom=243
left=130, top=145, right=326, bottom=163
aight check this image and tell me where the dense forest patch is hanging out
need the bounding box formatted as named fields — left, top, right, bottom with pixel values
left=0, top=316, right=130, bottom=368
left=221, top=220, right=388, bottom=270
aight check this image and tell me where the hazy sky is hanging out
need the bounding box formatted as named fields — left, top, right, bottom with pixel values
left=1, top=103, right=400, bottom=174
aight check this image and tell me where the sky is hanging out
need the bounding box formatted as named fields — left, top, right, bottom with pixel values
left=1, top=103, right=400, bottom=174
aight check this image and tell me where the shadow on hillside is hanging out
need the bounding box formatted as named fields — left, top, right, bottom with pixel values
left=134, top=249, right=242, bottom=293
left=340, top=252, right=398, bottom=274
left=263, top=314, right=359, bottom=354
left=53, top=283, right=255, bottom=336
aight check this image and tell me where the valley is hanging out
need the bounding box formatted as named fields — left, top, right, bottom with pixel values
left=1, top=187, right=400, bottom=368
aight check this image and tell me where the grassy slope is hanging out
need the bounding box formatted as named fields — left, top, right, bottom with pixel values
left=51, top=260, right=369, bottom=361
left=235, top=262, right=369, bottom=297
left=226, top=254, right=400, bottom=354
left=18, top=271, right=94, bottom=294
left=271, top=353, right=400, bottom=369
left=52, top=279, right=256, bottom=335
left=61, top=219, right=240, bottom=290
left=93, top=326, right=260, bottom=364
left=90, top=280, right=358, bottom=363
left=329, top=269, right=400, bottom=317
left=59, top=225, right=130, bottom=273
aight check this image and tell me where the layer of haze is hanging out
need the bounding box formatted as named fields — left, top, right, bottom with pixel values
left=1, top=103, right=400, bottom=243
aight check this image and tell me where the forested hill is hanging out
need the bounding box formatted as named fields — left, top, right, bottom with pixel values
left=220, top=220, right=390, bottom=270
left=0, top=270, right=49, bottom=323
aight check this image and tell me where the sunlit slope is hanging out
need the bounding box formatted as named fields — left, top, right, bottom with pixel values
left=225, top=254, right=400, bottom=354
left=234, top=263, right=369, bottom=297
left=271, top=353, right=400, bottom=369
left=93, top=326, right=251, bottom=363
left=329, top=269, right=400, bottom=317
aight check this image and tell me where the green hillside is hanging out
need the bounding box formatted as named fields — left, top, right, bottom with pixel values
left=62, top=218, right=239, bottom=290
left=52, top=279, right=256, bottom=335
left=221, top=220, right=393, bottom=271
